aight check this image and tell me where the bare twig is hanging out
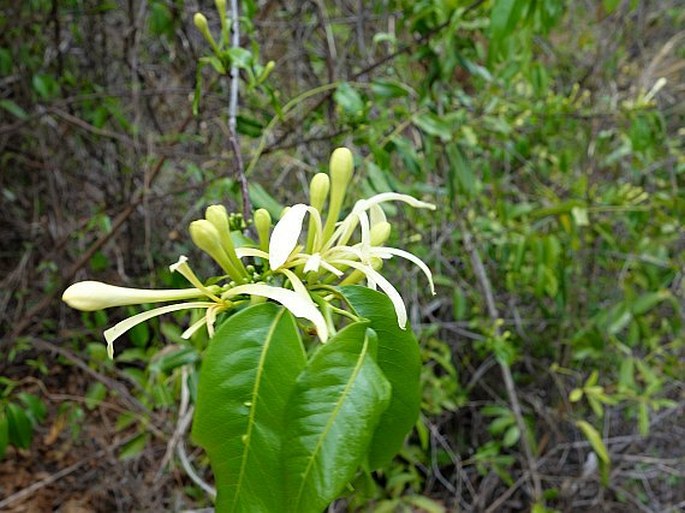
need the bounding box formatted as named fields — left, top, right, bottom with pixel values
left=459, top=221, right=543, bottom=502
left=227, top=0, right=251, bottom=218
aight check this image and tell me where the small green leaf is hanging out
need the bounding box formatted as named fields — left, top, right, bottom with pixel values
left=371, top=79, right=409, bottom=99
left=0, top=99, right=28, bottom=120
left=85, top=382, right=107, bottom=411
left=6, top=403, right=32, bottom=449
left=119, top=432, right=149, bottom=460
left=32, top=73, right=60, bottom=100
left=502, top=425, right=520, bottom=447
left=414, top=113, right=453, bottom=141
left=569, top=388, right=583, bottom=402
left=575, top=420, right=609, bottom=464
left=18, top=393, right=47, bottom=424
left=227, top=47, right=253, bottom=69
left=0, top=412, right=9, bottom=459
left=334, top=82, right=364, bottom=116
left=249, top=182, right=284, bottom=220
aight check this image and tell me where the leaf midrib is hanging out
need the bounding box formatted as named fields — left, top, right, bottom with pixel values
left=293, top=330, right=369, bottom=509
left=230, top=308, right=286, bottom=512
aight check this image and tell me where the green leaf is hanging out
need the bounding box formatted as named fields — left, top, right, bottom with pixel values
left=414, top=113, right=453, bottom=142
left=32, top=73, right=60, bottom=100
left=118, top=432, right=149, bottom=460
left=85, top=382, right=107, bottom=410
left=575, top=420, right=609, bottom=465
left=283, top=322, right=391, bottom=513
left=6, top=403, right=32, bottom=449
left=371, top=79, right=409, bottom=99
left=18, top=393, right=47, bottom=424
left=0, top=412, right=8, bottom=459
left=0, top=99, right=28, bottom=120
left=192, top=303, right=306, bottom=513
left=227, top=47, right=253, bottom=69
left=334, top=82, right=364, bottom=116
left=151, top=346, right=200, bottom=373
left=249, top=182, right=283, bottom=220
left=339, top=286, right=421, bottom=469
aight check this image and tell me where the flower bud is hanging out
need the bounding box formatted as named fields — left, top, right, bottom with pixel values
left=323, top=147, right=354, bottom=240
left=309, top=173, right=330, bottom=212
left=205, top=205, right=246, bottom=278
left=189, top=219, right=240, bottom=279
left=370, top=221, right=391, bottom=246
left=253, top=208, right=272, bottom=251
left=62, top=281, right=207, bottom=311
left=257, top=60, right=276, bottom=84
left=193, top=12, right=219, bottom=51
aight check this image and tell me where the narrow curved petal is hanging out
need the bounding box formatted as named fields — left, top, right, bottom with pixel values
left=269, top=204, right=309, bottom=270
left=225, top=284, right=328, bottom=342
left=235, top=247, right=270, bottom=259
left=372, top=246, right=436, bottom=295
left=62, top=280, right=209, bottom=311
left=279, top=268, right=312, bottom=301
left=363, top=192, right=436, bottom=211
left=103, top=301, right=217, bottom=357
left=170, top=255, right=222, bottom=302
left=335, top=259, right=408, bottom=329
left=181, top=316, right=208, bottom=339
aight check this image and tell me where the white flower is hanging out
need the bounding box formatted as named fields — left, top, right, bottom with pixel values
left=256, top=191, right=436, bottom=330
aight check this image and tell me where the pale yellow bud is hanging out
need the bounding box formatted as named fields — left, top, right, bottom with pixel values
left=370, top=221, right=391, bottom=246
left=193, top=12, right=219, bottom=51
left=329, top=147, right=354, bottom=193
left=189, top=219, right=240, bottom=279
left=257, top=61, right=276, bottom=84
left=253, top=208, right=272, bottom=251
left=205, top=205, right=247, bottom=279
left=309, top=173, right=330, bottom=212
left=323, top=147, right=354, bottom=240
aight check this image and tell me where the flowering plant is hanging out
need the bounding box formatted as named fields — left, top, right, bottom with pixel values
left=62, top=147, right=435, bottom=513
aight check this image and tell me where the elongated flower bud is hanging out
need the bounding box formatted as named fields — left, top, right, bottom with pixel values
left=253, top=208, right=272, bottom=252
left=309, top=173, right=330, bottom=212
left=307, top=173, right=330, bottom=252
left=257, top=61, right=276, bottom=84
left=193, top=12, right=219, bottom=52
left=189, top=219, right=241, bottom=280
left=323, top=147, right=354, bottom=240
left=62, top=281, right=208, bottom=311
left=205, top=205, right=247, bottom=278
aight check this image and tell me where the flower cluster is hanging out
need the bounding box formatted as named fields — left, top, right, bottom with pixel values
left=62, top=148, right=435, bottom=357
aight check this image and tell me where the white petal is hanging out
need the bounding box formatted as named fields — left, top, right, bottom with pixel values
left=103, top=302, right=216, bottom=357
left=181, top=316, right=208, bottom=339
left=303, top=253, right=322, bottom=273
left=62, top=280, right=209, bottom=311
left=225, top=284, right=328, bottom=342
left=335, top=260, right=408, bottom=329
left=269, top=204, right=308, bottom=270
left=372, top=246, right=435, bottom=295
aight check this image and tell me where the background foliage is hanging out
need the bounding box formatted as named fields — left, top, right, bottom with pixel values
left=1, top=0, right=683, bottom=511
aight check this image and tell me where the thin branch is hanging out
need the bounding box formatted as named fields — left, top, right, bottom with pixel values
left=227, top=0, right=251, bottom=219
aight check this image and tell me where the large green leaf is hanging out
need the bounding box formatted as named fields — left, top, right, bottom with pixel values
left=339, top=285, right=421, bottom=469
left=192, top=303, right=306, bottom=513
left=283, top=322, right=391, bottom=513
